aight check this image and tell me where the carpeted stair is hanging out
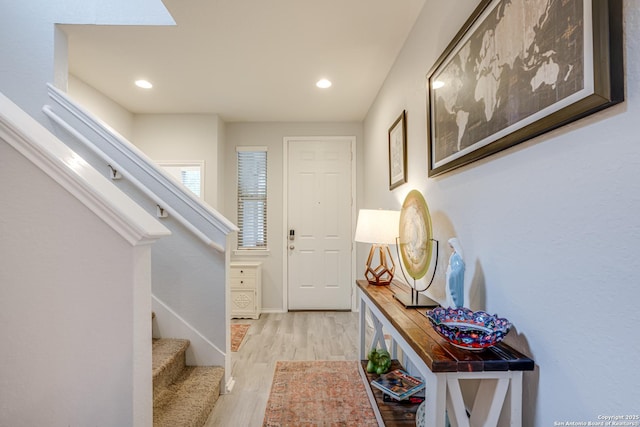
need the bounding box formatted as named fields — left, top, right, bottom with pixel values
left=152, top=338, right=224, bottom=427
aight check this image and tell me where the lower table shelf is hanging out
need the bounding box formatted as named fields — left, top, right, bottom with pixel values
left=358, top=360, right=422, bottom=426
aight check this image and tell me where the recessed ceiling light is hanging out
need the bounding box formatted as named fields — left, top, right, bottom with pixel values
left=316, top=79, right=332, bottom=89
left=135, top=79, right=153, bottom=89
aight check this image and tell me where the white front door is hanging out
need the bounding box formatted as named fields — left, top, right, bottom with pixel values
left=285, top=137, right=354, bottom=310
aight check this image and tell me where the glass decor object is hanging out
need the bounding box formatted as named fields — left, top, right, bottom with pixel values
left=445, top=237, right=465, bottom=308
left=426, top=306, right=511, bottom=350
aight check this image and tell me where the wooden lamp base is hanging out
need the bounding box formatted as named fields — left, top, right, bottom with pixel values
left=364, top=244, right=395, bottom=286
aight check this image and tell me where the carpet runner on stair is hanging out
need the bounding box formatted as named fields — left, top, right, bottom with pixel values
left=152, top=338, right=224, bottom=427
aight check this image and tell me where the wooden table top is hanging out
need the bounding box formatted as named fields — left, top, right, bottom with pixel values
left=357, top=279, right=534, bottom=373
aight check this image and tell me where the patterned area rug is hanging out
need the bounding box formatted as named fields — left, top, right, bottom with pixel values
left=263, top=360, right=377, bottom=426
left=231, top=324, right=250, bottom=352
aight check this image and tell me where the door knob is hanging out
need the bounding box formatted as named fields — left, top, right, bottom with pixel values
left=289, top=245, right=295, bottom=250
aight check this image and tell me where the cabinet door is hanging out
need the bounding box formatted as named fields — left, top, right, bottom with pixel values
left=231, top=289, right=256, bottom=316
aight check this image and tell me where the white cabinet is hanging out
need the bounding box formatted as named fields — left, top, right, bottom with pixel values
left=230, top=262, right=261, bottom=319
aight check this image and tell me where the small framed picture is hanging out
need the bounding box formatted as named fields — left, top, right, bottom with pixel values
left=388, top=110, right=407, bottom=190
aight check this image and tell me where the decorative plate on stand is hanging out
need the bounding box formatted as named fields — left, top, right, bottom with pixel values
left=399, top=190, right=433, bottom=280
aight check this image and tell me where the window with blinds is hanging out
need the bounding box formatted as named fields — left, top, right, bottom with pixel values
left=180, top=169, right=201, bottom=197
left=237, top=147, right=267, bottom=250
left=158, top=162, right=204, bottom=198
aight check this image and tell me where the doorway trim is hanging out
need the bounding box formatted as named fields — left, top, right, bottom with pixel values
left=282, top=136, right=357, bottom=312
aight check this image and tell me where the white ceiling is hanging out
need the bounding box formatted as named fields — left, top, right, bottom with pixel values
left=61, top=0, right=425, bottom=122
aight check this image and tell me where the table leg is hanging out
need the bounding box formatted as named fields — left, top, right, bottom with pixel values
left=469, top=378, right=509, bottom=426
left=359, top=298, right=367, bottom=360
left=369, top=315, right=388, bottom=353
left=446, top=376, right=470, bottom=427
left=423, top=372, right=447, bottom=426
left=444, top=372, right=521, bottom=427
left=508, top=372, right=523, bottom=424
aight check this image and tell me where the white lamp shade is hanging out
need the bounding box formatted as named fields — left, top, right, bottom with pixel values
left=354, top=209, right=400, bottom=245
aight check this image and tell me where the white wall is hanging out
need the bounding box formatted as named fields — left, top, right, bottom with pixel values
left=67, top=79, right=225, bottom=210
left=362, top=0, right=640, bottom=424
left=224, top=122, right=363, bottom=311
left=0, top=141, right=151, bottom=426
left=69, top=74, right=135, bottom=140
left=133, top=114, right=222, bottom=208
left=216, top=116, right=227, bottom=213
left=0, top=1, right=173, bottom=127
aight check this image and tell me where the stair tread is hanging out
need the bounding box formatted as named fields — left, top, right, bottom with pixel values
left=152, top=338, right=189, bottom=374
left=153, top=338, right=190, bottom=396
left=153, top=365, right=224, bottom=427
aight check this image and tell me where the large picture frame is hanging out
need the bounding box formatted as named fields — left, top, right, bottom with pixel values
left=388, top=110, right=407, bottom=190
left=426, top=0, right=623, bottom=177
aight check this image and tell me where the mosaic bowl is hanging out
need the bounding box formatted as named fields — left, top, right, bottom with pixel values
left=426, top=306, right=511, bottom=350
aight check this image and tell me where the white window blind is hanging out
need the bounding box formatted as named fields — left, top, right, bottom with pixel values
left=180, top=169, right=201, bottom=197
left=237, top=148, right=267, bottom=250
left=158, top=162, right=204, bottom=198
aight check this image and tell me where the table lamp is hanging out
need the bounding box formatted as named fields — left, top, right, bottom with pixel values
left=354, top=209, right=400, bottom=286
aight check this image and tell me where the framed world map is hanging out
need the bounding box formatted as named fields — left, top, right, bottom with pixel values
left=426, top=0, right=624, bottom=177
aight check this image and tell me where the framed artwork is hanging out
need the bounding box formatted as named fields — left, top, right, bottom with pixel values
left=426, top=0, right=623, bottom=177
left=388, top=110, right=407, bottom=190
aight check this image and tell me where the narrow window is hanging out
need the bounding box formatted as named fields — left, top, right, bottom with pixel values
left=158, top=161, right=204, bottom=198
left=236, top=147, right=267, bottom=250
left=179, top=169, right=201, bottom=197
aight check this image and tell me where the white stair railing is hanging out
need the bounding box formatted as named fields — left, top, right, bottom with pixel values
left=42, top=105, right=225, bottom=253
left=44, top=83, right=237, bottom=248
left=43, top=83, right=237, bottom=388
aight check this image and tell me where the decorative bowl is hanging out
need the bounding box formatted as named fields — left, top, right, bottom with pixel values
left=426, top=306, right=511, bottom=350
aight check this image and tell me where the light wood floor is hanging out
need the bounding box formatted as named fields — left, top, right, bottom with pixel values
left=205, top=311, right=361, bottom=427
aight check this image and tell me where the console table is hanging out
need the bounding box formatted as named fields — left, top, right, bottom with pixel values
left=357, top=280, right=534, bottom=427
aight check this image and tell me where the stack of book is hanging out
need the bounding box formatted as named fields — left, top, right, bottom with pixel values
left=370, top=369, right=425, bottom=401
